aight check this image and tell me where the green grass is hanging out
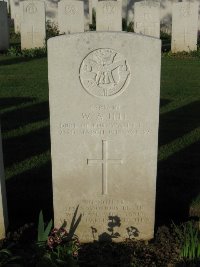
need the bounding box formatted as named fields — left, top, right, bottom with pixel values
left=0, top=55, right=200, bottom=229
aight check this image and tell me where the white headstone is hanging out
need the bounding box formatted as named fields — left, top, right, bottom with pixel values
left=58, top=0, right=84, bottom=34
left=0, top=122, right=8, bottom=239
left=20, top=0, right=46, bottom=49
left=10, top=0, right=21, bottom=33
left=48, top=32, right=161, bottom=242
left=134, top=1, right=160, bottom=38
left=96, top=1, right=122, bottom=31
left=171, top=2, right=199, bottom=52
left=0, top=1, right=9, bottom=51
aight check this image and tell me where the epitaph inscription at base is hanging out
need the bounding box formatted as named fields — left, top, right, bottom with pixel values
left=48, top=32, right=161, bottom=242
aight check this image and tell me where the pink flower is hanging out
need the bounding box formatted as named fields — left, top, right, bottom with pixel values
left=47, top=236, right=55, bottom=249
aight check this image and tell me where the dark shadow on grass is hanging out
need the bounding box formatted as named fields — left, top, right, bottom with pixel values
left=158, top=100, right=200, bottom=147
left=156, top=139, right=200, bottom=227
left=160, top=98, right=171, bottom=108
left=3, top=126, right=50, bottom=167
left=6, top=161, right=53, bottom=230
left=0, top=56, right=34, bottom=66
left=0, top=97, right=36, bottom=111
left=1, top=101, right=49, bottom=132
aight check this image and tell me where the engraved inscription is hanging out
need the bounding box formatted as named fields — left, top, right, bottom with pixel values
left=66, top=201, right=150, bottom=226
left=102, top=2, right=117, bottom=14
left=87, top=140, right=123, bottom=195
left=79, top=48, right=130, bottom=97
left=180, top=5, right=190, bottom=17
left=26, top=3, right=37, bottom=14
left=65, top=5, right=77, bottom=15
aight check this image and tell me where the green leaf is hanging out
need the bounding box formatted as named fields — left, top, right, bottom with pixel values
left=38, top=210, right=45, bottom=242
left=43, top=219, right=53, bottom=241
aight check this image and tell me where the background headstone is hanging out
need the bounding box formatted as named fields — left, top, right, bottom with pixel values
left=171, top=2, right=199, bottom=52
left=0, top=121, right=8, bottom=239
left=48, top=32, right=161, bottom=242
left=10, top=0, right=21, bottom=33
left=20, top=0, right=46, bottom=49
left=0, top=1, right=9, bottom=51
left=96, top=1, right=122, bottom=31
left=58, top=0, right=84, bottom=34
left=134, top=1, right=160, bottom=38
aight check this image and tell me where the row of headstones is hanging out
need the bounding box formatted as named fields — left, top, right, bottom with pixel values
left=0, top=4, right=198, bottom=243
left=0, top=0, right=199, bottom=52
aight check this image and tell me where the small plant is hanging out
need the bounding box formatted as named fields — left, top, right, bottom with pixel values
left=127, top=21, right=134, bottom=32
left=0, top=249, right=22, bottom=267
left=89, top=9, right=96, bottom=31
left=46, top=20, right=60, bottom=40
left=36, top=208, right=81, bottom=266
left=7, top=46, right=47, bottom=58
left=173, top=221, right=200, bottom=262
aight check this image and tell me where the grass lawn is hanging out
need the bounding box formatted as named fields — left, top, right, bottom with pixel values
left=0, top=55, right=200, bottom=230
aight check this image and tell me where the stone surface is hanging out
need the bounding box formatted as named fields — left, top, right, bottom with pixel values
left=10, top=0, right=21, bottom=33
left=0, top=1, right=9, bottom=51
left=58, top=0, right=84, bottom=34
left=20, top=0, right=46, bottom=49
left=171, top=2, right=199, bottom=52
left=0, top=122, right=8, bottom=239
left=48, top=32, right=161, bottom=242
left=96, top=1, right=122, bottom=31
left=134, top=1, right=160, bottom=38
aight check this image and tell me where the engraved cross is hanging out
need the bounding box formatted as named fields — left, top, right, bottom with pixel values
left=87, top=140, right=123, bottom=195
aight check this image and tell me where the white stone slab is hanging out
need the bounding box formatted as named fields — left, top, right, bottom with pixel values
left=48, top=32, right=161, bottom=242
left=58, top=0, right=84, bottom=34
left=0, top=1, right=9, bottom=51
left=0, top=122, right=8, bottom=240
left=134, top=1, right=160, bottom=38
left=171, top=2, right=199, bottom=52
left=20, top=0, right=46, bottom=49
left=96, top=1, right=122, bottom=31
left=10, top=0, right=21, bottom=33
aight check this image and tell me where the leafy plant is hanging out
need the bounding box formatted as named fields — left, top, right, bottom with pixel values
left=127, top=21, right=134, bottom=32
left=46, top=20, right=59, bottom=40
left=89, top=9, right=96, bottom=31
left=7, top=46, right=47, bottom=58
left=37, top=207, right=81, bottom=266
left=37, top=211, right=53, bottom=246
left=0, top=249, right=22, bottom=267
left=173, top=221, right=200, bottom=262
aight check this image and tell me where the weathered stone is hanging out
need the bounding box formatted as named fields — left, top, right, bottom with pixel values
left=0, top=1, right=9, bottom=51
left=96, top=1, right=122, bottom=31
left=0, top=122, right=8, bottom=239
left=10, top=0, right=21, bottom=33
left=20, top=0, right=46, bottom=49
left=134, top=1, right=160, bottom=38
left=171, top=2, right=199, bottom=52
left=58, top=0, right=84, bottom=34
left=48, top=32, right=161, bottom=242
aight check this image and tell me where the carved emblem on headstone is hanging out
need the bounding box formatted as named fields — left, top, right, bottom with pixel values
left=79, top=48, right=130, bottom=97
left=26, top=3, right=37, bottom=14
